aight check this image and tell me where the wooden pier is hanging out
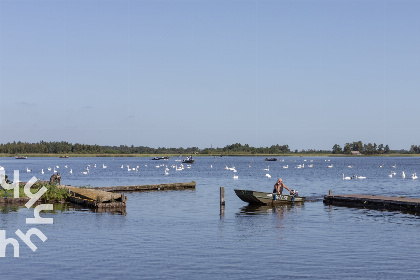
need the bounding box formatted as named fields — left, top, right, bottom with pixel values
left=92, top=181, right=196, bottom=193
left=324, top=193, right=420, bottom=214
left=59, top=185, right=127, bottom=210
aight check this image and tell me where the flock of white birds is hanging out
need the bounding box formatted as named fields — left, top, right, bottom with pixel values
left=1, top=158, right=418, bottom=181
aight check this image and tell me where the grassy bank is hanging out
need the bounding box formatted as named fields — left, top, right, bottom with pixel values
left=0, top=182, right=68, bottom=202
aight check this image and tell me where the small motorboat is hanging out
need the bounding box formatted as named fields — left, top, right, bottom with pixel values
left=182, top=156, right=194, bottom=163
left=152, top=156, right=170, bottom=160
left=234, top=189, right=305, bottom=205
left=265, top=157, right=277, bottom=161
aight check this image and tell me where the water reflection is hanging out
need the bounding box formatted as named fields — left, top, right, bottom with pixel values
left=237, top=203, right=301, bottom=216
left=0, top=202, right=126, bottom=215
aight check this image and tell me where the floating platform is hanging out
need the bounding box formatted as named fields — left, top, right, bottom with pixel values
left=93, top=181, right=196, bottom=192
left=323, top=193, right=420, bottom=214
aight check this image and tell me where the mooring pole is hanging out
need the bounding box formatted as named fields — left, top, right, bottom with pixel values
left=220, top=187, right=225, bottom=217
left=329, top=190, right=332, bottom=196
left=220, top=187, right=225, bottom=205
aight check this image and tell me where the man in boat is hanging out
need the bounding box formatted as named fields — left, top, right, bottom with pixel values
left=273, top=178, right=291, bottom=195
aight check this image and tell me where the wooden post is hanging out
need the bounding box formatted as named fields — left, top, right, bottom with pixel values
left=220, top=187, right=225, bottom=205
left=329, top=190, right=332, bottom=196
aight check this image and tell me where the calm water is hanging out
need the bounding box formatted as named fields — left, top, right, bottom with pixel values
left=1, top=156, right=420, bottom=279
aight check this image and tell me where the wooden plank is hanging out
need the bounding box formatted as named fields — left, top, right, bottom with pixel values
left=92, top=181, right=196, bottom=192
left=60, top=185, right=122, bottom=203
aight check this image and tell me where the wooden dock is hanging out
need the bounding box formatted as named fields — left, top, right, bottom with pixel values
left=92, top=181, right=196, bottom=192
left=324, top=193, right=420, bottom=214
left=59, top=185, right=127, bottom=210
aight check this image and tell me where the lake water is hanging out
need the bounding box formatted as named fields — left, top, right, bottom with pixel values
left=1, top=156, right=420, bottom=279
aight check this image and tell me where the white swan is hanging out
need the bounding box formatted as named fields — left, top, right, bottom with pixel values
left=41, top=169, right=44, bottom=174
left=282, top=165, right=288, bottom=169
left=342, top=174, right=351, bottom=180
left=266, top=174, right=271, bottom=178
left=263, top=166, right=269, bottom=171
left=388, top=172, right=393, bottom=178
left=103, top=164, right=107, bottom=169
left=402, top=171, right=405, bottom=179
left=412, top=173, right=418, bottom=180
left=328, top=164, right=334, bottom=168
left=69, top=169, right=73, bottom=174
left=233, top=174, right=238, bottom=180
left=26, top=167, right=31, bottom=173
left=357, top=176, right=366, bottom=179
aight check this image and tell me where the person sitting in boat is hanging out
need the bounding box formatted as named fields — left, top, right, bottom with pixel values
left=273, top=178, right=291, bottom=195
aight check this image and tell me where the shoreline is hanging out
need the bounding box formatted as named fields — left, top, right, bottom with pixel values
left=1, top=153, right=420, bottom=158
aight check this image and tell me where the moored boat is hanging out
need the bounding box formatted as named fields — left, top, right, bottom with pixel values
left=234, top=189, right=305, bottom=205
left=15, top=156, right=27, bottom=159
left=265, top=157, right=277, bottom=161
left=152, top=156, right=170, bottom=160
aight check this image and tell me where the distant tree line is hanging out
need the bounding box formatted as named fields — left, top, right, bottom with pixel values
left=0, top=140, right=417, bottom=155
left=332, top=141, right=391, bottom=155
left=0, top=141, right=291, bottom=155
left=0, top=141, right=200, bottom=155
left=201, top=143, right=290, bottom=155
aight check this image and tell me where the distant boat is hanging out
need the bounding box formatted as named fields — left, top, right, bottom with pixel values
left=152, top=156, right=170, bottom=160
left=265, top=157, right=277, bottom=161
left=182, top=156, right=194, bottom=163
left=15, top=156, right=27, bottom=159
left=59, top=155, right=70, bottom=158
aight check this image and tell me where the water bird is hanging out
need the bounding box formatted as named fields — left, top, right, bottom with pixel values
left=47, top=167, right=51, bottom=171
left=266, top=174, right=271, bottom=178
left=402, top=171, right=405, bottom=179
left=392, top=164, right=397, bottom=168
left=379, top=164, right=384, bottom=168
left=263, top=166, right=269, bottom=171
left=327, top=164, right=334, bottom=168
left=26, top=167, right=31, bottom=172
left=282, top=165, right=288, bottom=169
left=69, top=169, right=73, bottom=174
left=233, top=174, right=238, bottom=180
left=41, top=169, right=44, bottom=174
left=357, top=176, right=366, bottom=179
left=347, top=165, right=353, bottom=168
left=102, top=164, right=107, bottom=169
left=81, top=170, right=89, bottom=175
left=412, top=173, right=418, bottom=180
left=64, top=165, right=68, bottom=168
left=388, top=172, right=393, bottom=178
left=342, top=174, right=351, bottom=180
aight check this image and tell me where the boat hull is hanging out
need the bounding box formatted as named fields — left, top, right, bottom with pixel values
left=234, top=189, right=305, bottom=205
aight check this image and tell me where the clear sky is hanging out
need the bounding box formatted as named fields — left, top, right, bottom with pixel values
left=0, top=0, right=419, bottom=151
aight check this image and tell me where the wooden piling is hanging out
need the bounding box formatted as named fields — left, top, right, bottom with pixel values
left=220, top=187, right=225, bottom=206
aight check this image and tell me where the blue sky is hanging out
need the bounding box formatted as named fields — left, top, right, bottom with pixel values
left=0, top=0, right=419, bottom=151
